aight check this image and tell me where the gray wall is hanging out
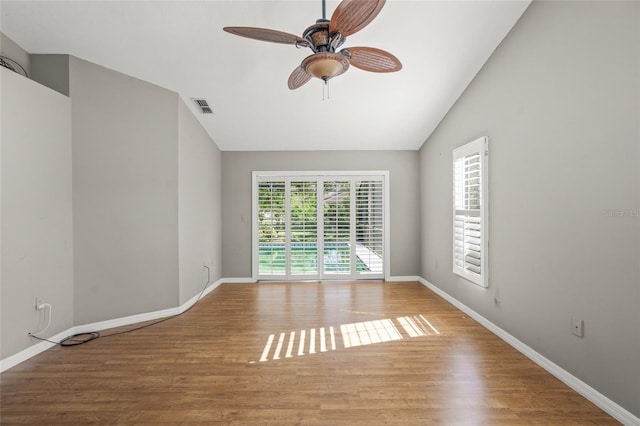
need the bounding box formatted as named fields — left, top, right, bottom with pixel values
left=30, top=54, right=69, bottom=96
left=178, top=98, right=222, bottom=304
left=419, top=0, right=639, bottom=417
left=69, top=56, right=180, bottom=324
left=1, top=68, right=74, bottom=358
left=1, top=51, right=224, bottom=363
left=221, top=151, right=420, bottom=278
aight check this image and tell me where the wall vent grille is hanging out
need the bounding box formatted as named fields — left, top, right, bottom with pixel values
left=192, top=98, right=213, bottom=114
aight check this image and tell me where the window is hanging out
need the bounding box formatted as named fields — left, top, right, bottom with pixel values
left=453, top=137, right=488, bottom=287
left=253, top=172, right=389, bottom=281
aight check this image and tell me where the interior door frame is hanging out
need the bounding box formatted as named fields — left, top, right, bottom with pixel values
left=252, top=171, right=390, bottom=282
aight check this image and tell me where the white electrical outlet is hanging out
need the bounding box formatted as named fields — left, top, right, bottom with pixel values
left=571, top=317, right=584, bottom=338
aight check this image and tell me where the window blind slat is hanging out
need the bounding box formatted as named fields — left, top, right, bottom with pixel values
left=465, top=250, right=481, bottom=260
left=465, top=255, right=481, bottom=266
left=466, top=264, right=481, bottom=274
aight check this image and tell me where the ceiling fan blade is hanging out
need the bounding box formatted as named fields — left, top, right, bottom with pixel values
left=329, top=0, right=386, bottom=38
left=288, top=66, right=312, bottom=90
left=223, top=27, right=310, bottom=47
left=344, top=47, right=402, bottom=73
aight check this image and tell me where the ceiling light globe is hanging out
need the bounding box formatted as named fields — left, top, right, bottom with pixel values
left=302, top=52, right=350, bottom=81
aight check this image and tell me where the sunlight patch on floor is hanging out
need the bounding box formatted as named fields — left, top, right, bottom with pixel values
left=256, top=314, right=439, bottom=363
left=342, top=319, right=401, bottom=348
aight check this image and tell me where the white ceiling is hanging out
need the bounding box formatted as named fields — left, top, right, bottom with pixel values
left=1, top=0, right=530, bottom=151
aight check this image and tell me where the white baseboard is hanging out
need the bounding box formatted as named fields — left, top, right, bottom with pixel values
left=73, top=278, right=226, bottom=335
left=222, top=277, right=258, bottom=283
left=418, top=277, right=640, bottom=426
left=0, top=278, right=226, bottom=373
left=386, top=276, right=420, bottom=282
left=1, top=328, right=75, bottom=373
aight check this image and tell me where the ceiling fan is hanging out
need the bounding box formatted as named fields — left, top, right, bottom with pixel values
left=223, top=0, right=402, bottom=90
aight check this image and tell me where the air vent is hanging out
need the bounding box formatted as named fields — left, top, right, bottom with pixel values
left=192, top=98, right=213, bottom=114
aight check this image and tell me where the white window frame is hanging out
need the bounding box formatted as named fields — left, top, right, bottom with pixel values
left=252, top=171, right=390, bottom=281
left=453, top=137, right=489, bottom=287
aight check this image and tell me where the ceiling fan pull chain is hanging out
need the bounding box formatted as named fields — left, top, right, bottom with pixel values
left=322, top=79, right=330, bottom=101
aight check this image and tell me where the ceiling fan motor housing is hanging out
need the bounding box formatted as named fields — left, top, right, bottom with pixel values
left=303, top=20, right=345, bottom=53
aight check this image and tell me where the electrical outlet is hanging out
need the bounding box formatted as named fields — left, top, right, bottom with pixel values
left=34, top=298, right=48, bottom=310
left=571, top=317, right=584, bottom=338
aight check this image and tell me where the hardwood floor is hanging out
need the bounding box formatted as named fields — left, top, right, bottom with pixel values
left=1, top=281, right=618, bottom=425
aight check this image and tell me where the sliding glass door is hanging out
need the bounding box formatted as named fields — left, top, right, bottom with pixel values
left=253, top=172, right=388, bottom=281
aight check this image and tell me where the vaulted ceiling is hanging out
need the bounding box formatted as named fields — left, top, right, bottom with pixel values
left=1, top=1, right=530, bottom=151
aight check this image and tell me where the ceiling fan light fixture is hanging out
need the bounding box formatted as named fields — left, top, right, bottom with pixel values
left=302, top=52, right=349, bottom=81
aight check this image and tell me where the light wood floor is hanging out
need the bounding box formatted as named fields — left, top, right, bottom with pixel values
left=1, top=281, right=617, bottom=425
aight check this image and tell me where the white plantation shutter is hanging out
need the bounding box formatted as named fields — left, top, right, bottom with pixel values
left=290, top=181, right=318, bottom=276
left=453, top=137, right=488, bottom=287
left=257, top=181, right=286, bottom=276
left=355, top=180, right=384, bottom=274
left=323, top=181, right=351, bottom=274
